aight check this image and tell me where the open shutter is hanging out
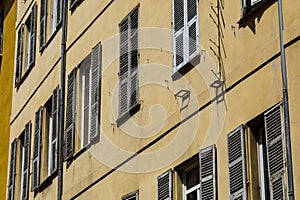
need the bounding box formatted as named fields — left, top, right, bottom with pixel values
left=29, top=3, right=37, bottom=67
left=264, top=104, right=286, bottom=200
left=51, top=87, right=59, bottom=173
left=90, top=43, right=101, bottom=142
left=39, top=0, right=47, bottom=50
left=119, top=18, right=129, bottom=115
left=15, top=25, right=24, bottom=87
left=157, top=169, right=172, bottom=200
left=227, top=125, right=247, bottom=200
left=187, top=0, right=199, bottom=61
left=172, top=0, right=185, bottom=71
left=56, top=0, right=62, bottom=26
left=129, top=8, right=138, bottom=108
left=32, top=108, right=42, bottom=191
left=21, top=122, right=31, bottom=200
left=65, top=69, right=76, bottom=161
left=7, top=140, right=17, bottom=200
left=199, top=145, right=216, bottom=200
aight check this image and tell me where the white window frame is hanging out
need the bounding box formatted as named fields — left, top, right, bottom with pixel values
left=122, top=191, right=138, bottom=200
left=182, top=163, right=200, bottom=200
left=48, top=113, right=53, bottom=176
left=19, top=139, right=26, bottom=200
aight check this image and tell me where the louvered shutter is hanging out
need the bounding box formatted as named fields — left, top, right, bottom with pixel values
left=65, top=69, right=76, bottom=161
left=32, top=108, right=42, bottom=191
left=29, top=3, right=37, bottom=67
left=157, top=169, right=172, bottom=200
left=264, top=104, right=286, bottom=200
left=199, top=145, right=216, bottom=200
left=51, top=87, right=59, bottom=173
left=7, top=140, right=17, bottom=200
left=39, top=0, right=47, bottom=50
left=187, top=0, right=199, bottom=60
left=56, top=0, right=62, bottom=26
left=119, top=18, right=129, bottom=115
left=172, top=0, right=185, bottom=70
left=21, top=122, right=31, bottom=200
left=227, top=125, right=247, bottom=200
left=90, top=43, right=101, bottom=142
left=15, top=25, right=24, bottom=87
left=129, top=8, right=138, bottom=108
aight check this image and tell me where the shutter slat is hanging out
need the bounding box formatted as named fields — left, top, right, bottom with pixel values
left=227, top=125, right=247, bottom=200
left=51, top=87, right=59, bottom=172
left=157, top=170, right=172, bottom=200
left=264, top=104, right=286, bottom=200
left=130, top=9, right=138, bottom=108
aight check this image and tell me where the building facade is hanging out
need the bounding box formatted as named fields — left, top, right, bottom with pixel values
left=0, top=0, right=17, bottom=199
left=7, top=0, right=300, bottom=199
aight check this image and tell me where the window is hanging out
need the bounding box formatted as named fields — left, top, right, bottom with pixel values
left=122, top=191, right=138, bottom=200
left=15, top=3, right=37, bottom=87
left=227, top=104, right=286, bottom=200
left=7, top=140, right=17, bottom=200
left=172, top=0, right=199, bottom=71
left=65, top=43, right=101, bottom=160
left=183, top=164, right=200, bottom=200
left=241, top=0, right=262, bottom=15
left=119, top=7, right=139, bottom=116
left=39, top=0, right=62, bottom=50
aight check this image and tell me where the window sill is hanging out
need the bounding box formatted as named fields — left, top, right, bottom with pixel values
left=172, top=54, right=200, bottom=80
left=116, top=102, right=141, bottom=127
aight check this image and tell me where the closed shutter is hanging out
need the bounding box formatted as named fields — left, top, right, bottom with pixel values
left=187, top=0, right=199, bottom=60
left=90, top=43, right=101, bottom=142
left=172, top=0, right=185, bottom=70
left=65, top=69, right=76, bottom=161
left=21, top=122, right=31, bottom=200
left=56, top=0, right=62, bottom=26
left=264, top=104, right=286, bottom=200
left=51, top=87, right=59, bottom=173
left=39, top=0, right=47, bottom=50
left=7, top=140, right=17, bottom=200
left=32, top=108, right=42, bottom=191
left=15, top=25, right=24, bottom=87
left=129, top=8, right=138, bottom=108
left=157, top=169, right=172, bottom=200
left=119, top=18, right=129, bottom=115
left=199, top=145, right=216, bottom=200
left=227, top=125, right=247, bottom=200
left=29, top=3, right=37, bottom=67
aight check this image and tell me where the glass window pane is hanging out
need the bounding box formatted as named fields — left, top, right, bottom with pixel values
left=186, top=190, right=197, bottom=200
left=186, top=166, right=199, bottom=189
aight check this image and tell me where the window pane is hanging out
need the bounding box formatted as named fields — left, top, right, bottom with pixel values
left=186, top=166, right=199, bottom=189
left=186, top=190, right=197, bottom=200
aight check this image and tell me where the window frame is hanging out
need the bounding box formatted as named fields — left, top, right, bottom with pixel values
left=122, top=191, right=139, bottom=200
left=182, top=163, right=200, bottom=200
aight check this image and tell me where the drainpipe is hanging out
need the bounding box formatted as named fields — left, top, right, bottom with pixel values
left=277, top=0, right=294, bottom=199
left=58, top=0, right=67, bottom=199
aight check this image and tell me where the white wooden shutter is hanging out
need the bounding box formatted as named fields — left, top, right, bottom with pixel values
left=227, top=125, right=247, bottom=200
left=51, top=87, right=59, bottom=173
left=21, top=122, right=31, bottom=200
left=157, top=169, right=172, bottom=200
left=15, top=25, right=24, bottom=87
left=187, top=0, right=199, bottom=60
left=39, top=0, right=47, bottom=50
left=29, top=3, right=37, bottom=67
left=119, top=18, right=129, bottom=115
left=56, top=0, right=62, bottom=26
left=199, top=145, right=216, bottom=200
left=264, top=104, right=286, bottom=200
left=172, top=0, right=185, bottom=71
left=32, top=108, right=42, bottom=191
left=7, top=139, right=17, bottom=200
left=65, top=69, right=76, bottom=161
left=90, top=43, right=101, bottom=142
left=129, top=8, right=138, bottom=108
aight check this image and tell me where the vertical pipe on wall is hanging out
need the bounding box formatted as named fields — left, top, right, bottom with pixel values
left=277, top=0, right=294, bottom=199
left=58, top=0, right=67, bottom=199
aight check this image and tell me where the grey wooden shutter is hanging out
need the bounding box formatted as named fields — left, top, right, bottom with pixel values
left=65, top=69, right=76, bottom=161
left=199, top=145, right=216, bottom=200
left=90, top=43, right=101, bottom=142
left=29, top=3, right=37, bottom=67
left=227, top=125, right=247, bottom=200
left=187, top=0, right=199, bottom=60
left=119, top=17, right=129, bottom=115
left=7, top=139, right=17, bottom=200
left=129, top=8, right=138, bottom=108
left=157, top=169, right=172, bottom=200
left=56, top=0, right=62, bottom=26
left=172, top=0, right=185, bottom=70
left=15, top=25, right=24, bottom=87
left=21, top=122, right=31, bottom=200
left=39, top=0, right=47, bottom=50
left=32, top=108, right=42, bottom=191
left=264, top=104, right=286, bottom=200
left=51, top=87, right=59, bottom=173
